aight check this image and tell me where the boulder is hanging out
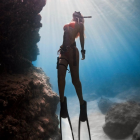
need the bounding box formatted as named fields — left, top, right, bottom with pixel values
left=103, top=101, right=140, bottom=139
left=132, top=122, right=140, bottom=140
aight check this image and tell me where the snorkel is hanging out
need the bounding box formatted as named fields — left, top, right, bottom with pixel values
left=73, top=11, right=92, bottom=23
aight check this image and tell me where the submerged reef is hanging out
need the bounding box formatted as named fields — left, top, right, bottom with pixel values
left=0, top=66, right=60, bottom=140
left=0, top=0, right=46, bottom=73
left=103, top=101, right=140, bottom=139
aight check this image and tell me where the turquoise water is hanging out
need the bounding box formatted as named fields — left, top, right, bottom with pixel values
left=33, top=0, right=140, bottom=139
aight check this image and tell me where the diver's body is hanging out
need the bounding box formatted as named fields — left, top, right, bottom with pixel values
left=57, top=11, right=91, bottom=140
left=62, top=21, right=84, bottom=50
left=58, top=15, right=85, bottom=105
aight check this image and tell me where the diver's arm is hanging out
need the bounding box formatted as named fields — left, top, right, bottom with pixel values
left=79, top=23, right=84, bottom=50
left=79, top=23, right=85, bottom=60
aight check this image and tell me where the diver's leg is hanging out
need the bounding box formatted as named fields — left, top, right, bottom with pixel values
left=58, top=56, right=75, bottom=140
left=69, top=47, right=91, bottom=140
left=69, top=48, right=84, bottom=105
left=58, top=55, right=68, bottom=102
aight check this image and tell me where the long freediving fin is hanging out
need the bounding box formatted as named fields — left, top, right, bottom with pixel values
left=60, top=96, right=75, bottom=140
left=78, top=101, right=91, bottom=140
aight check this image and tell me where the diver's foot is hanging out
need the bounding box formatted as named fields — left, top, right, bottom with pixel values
left=79, top=100, right=88, bottom=122
left=60, top=96, right=68, bottom=118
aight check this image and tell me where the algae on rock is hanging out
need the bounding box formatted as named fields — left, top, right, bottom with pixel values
left=0, top=66, right=60, bottom=140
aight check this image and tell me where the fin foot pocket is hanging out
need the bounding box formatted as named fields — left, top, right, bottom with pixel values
left=60, top=97, right=69, bottom=118
left=80, top=101, right=88, bottom=122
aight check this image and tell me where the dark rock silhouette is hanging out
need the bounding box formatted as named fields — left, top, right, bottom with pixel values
left=98, top=97, right=116, bottom=114
left=0, top=0, right=46, bottom=73
left=0, top=66, right=60, bottom=140
left=103, top=101, right=140, bottom=139
left=0, top=0, right=61, bottom=139
left=132, top=122, right=140, bottom=140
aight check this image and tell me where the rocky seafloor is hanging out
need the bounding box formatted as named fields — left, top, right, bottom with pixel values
left=98, top=96, right=140, bottom=140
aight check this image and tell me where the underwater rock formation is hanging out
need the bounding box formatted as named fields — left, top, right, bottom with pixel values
left=0, top=0, right=61, bottom=139
left=98, top=97, right=116, bottom=114
left=103, top=101, right=140, bottom=139
left=132, top=122, right=140, bottom=140
left=0, top=66, right=60, bottom=140
left=0, top=0, right=46, bottom=73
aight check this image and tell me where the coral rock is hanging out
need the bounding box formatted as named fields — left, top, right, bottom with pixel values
left=0, top=66, right=60, bottom=140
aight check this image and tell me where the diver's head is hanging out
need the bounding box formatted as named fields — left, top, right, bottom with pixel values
left=72, top=11, right=84, bottom=23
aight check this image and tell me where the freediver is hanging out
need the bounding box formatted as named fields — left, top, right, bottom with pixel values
left=57, top=11, right=91, bottom=140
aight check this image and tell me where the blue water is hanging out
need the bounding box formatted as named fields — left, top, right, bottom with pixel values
left=32, top=0, right=140, bottom=139
left=33, top=0, right=140, bottom=98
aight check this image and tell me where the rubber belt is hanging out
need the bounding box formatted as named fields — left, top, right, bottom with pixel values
left=59, top=41, right=77, bottom=67
left=57, top=57, right=70, bottom=73
left=59, top=64, right=70, bottom=73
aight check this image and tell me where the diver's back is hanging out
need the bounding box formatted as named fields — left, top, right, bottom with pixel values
left=63, top=21, right=81, bottom=46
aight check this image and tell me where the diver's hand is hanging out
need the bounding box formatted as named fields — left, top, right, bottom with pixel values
left=81, top=52, right=85, bottom=60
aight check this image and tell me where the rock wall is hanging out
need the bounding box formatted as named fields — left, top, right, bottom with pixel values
left=0, top=0, right=46, bottom=73
left=0, top=0, right=61, bottom=139
left=0, top=66, right=60, bottom=140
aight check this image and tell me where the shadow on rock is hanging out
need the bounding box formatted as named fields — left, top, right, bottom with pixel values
left=132, top=122, right=140, bottom=140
